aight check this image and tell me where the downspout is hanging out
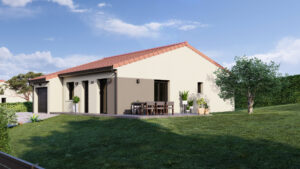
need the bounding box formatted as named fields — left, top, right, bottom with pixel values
left=114, top=70, right=118, bottom=114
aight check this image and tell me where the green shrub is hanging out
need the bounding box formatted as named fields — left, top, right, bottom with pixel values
left=197, top=98, right=206, bottom=108
left=0, top=102, right=32, bottom=112
left=180, top=91, right=189, bottom=101
left=31, top=114, right=39, bottom=123
left=73, top=96, right=80, bottom=104
left=0, top=109, right=10, bottom=153
left=188, top=100, right=194, bottom=107
left=235, top=74, right=300, bottom=108
left=0, top=107, right=17, bottom=125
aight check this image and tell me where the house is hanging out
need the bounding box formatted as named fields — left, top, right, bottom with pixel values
left=29, top=42, right=234, bottom=114
left=0, top=80, right=31, bottom=103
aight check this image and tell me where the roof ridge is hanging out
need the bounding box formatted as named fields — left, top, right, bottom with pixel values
left=112, top=41, right=188, bottom=68
left=101, top=41, right=187, bottom=61
left=58, top=41, right=187, bottom=72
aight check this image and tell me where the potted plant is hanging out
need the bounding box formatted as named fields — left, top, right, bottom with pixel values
left=204, top=103, right=210, bottom=115
left=180, top=91, right=189, bottom=105
left=197, top=98, right=206, bottom=115
left=73, top=96, right=80, bottom=113
left=188, top=100, right=194, bottom=113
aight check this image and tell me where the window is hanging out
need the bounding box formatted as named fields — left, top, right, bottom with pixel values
left=154, top=80, right=168, bottom=102
left=197, top=82, right=203, bottom=94
left=67, top=82, right=74, bottom=100
left=1, top=98, right=6, bottom=103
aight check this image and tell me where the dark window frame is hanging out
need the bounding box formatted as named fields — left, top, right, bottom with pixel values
left=154, top=80, right=169, bottom=102
left=67, top=82, right=74, bottom=100
left=198, top=82, right=203, bottom=94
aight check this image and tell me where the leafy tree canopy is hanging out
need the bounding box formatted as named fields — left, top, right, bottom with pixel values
left=214, top=56, right=281, bottom=114
left=7, top=72, right=43, bottom=101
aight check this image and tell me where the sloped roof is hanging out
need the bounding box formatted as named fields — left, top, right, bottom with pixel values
left=31, top=41, right=224, bottom=81
left=0, top=80, right=5, bottom=82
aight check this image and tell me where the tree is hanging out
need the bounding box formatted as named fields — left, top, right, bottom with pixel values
left=214, top=56, right=281, bottom=114
left=7, top=72, right=43, bottom=101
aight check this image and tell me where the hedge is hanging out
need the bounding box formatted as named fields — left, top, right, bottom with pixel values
left=235, top=74, right=300, bottom=108
left=0, top=102, right=32, bottom=112
left=0, top=108, right=10, bottom=153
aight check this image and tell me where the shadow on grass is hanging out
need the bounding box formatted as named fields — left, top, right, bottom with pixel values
left=18, top=117, right=300, bottom=169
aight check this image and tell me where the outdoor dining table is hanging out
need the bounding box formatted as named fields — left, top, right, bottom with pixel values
left=131, top=101, right=174, bottom=115
left=131, top=102, right=146, bottom=114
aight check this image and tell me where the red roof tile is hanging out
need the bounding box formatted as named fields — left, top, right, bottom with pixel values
left=0, top=80, right=5, bottom=82
left=31, top=41, right=224, bottom=81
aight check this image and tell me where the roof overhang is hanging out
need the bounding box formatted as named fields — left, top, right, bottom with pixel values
left=29, top=78, right=49, bottom=85
left=58, top=66, right=115, bottom=78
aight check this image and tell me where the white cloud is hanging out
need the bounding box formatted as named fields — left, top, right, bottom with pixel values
left=51, top=0, right=74, bottom=9
left=1, top=0, right=32, bottom=7
left=0, top=7, right=37, bottom=19
left=222, top=62, right=235, bottom=69
left=252, top=37, right=300, bottom=65
left=50, top=0, right=88, bottom=13
left=179, top=25, right=197, bottom=31
left=90, top=13, right=208, bottom=38
left=220, top=37, right=300, bottom=74
left=98, top=2, right=110, bottom=8
left=0, top=47, right=98, bottom=80
left=251, top=37, right=300, bottom=74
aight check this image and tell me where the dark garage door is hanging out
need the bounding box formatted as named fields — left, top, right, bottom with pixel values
left=37, top=87, right=47, bottom=113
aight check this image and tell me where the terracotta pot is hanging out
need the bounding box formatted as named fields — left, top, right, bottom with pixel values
left=205, top=109, right=210, bottom=115
left=198, top=108, right=205, bottom=115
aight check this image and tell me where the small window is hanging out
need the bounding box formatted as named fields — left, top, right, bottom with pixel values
left=197, top=82, right=203, bottom=94
left=1, top=98, right=6, bottom=103
left=67, top=82, right=74, bottom=100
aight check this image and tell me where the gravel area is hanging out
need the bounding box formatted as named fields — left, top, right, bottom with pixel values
left=16, top=112, right=58, bottom=124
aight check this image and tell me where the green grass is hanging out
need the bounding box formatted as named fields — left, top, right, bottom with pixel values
left=9, top=104, right=300, bottom=169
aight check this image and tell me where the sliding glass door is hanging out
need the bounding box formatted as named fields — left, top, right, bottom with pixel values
left=154, top=80, right=168, bottom=102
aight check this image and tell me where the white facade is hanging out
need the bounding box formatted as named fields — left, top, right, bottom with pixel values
left=0, top=81, right=31, bottom=103
left=117, top=46, right=234, bottom=113
left=31, top=43, right=234, bottom=114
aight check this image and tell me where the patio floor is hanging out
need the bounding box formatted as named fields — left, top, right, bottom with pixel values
left=51, top=112, right=210, bottom=119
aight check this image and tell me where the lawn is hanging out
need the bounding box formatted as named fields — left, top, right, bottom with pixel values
left=9, top=104, right=300, bottom=169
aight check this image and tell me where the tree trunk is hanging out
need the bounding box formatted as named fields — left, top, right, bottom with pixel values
left=24, top=92, right=30, bottom=102
left=247, top=95, right=254, bottom=114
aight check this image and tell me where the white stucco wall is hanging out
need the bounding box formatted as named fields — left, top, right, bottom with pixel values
left=117, top=46, right=234, bottom=113
left=63, top=72, right=115, bottom=113
left=0, top=82, right=30, bottom=103
left=32, top=77, right=63, bottom=113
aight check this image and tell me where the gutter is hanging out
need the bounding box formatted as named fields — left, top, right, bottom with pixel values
left=58, top=66, right=114, bottom=78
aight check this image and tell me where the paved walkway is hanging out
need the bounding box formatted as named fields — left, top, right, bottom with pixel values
left=17, top=112, right=58, bottom=124
left=52, top=112, right=210, bottom=119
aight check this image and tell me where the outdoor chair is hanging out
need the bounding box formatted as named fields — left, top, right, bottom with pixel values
left=166, top=102, right=174, bottom=115
left=145, top=102, right=155, bottom=115
left=155, top=101, right=166, bottom=115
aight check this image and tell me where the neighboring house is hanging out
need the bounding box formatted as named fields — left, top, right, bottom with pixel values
left=30, top=42, right=234, bottom=114
left=0, top=80, right=31, bottom=103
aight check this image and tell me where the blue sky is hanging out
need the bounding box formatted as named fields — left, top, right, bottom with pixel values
left=1, top=0, right=300, bottom=80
